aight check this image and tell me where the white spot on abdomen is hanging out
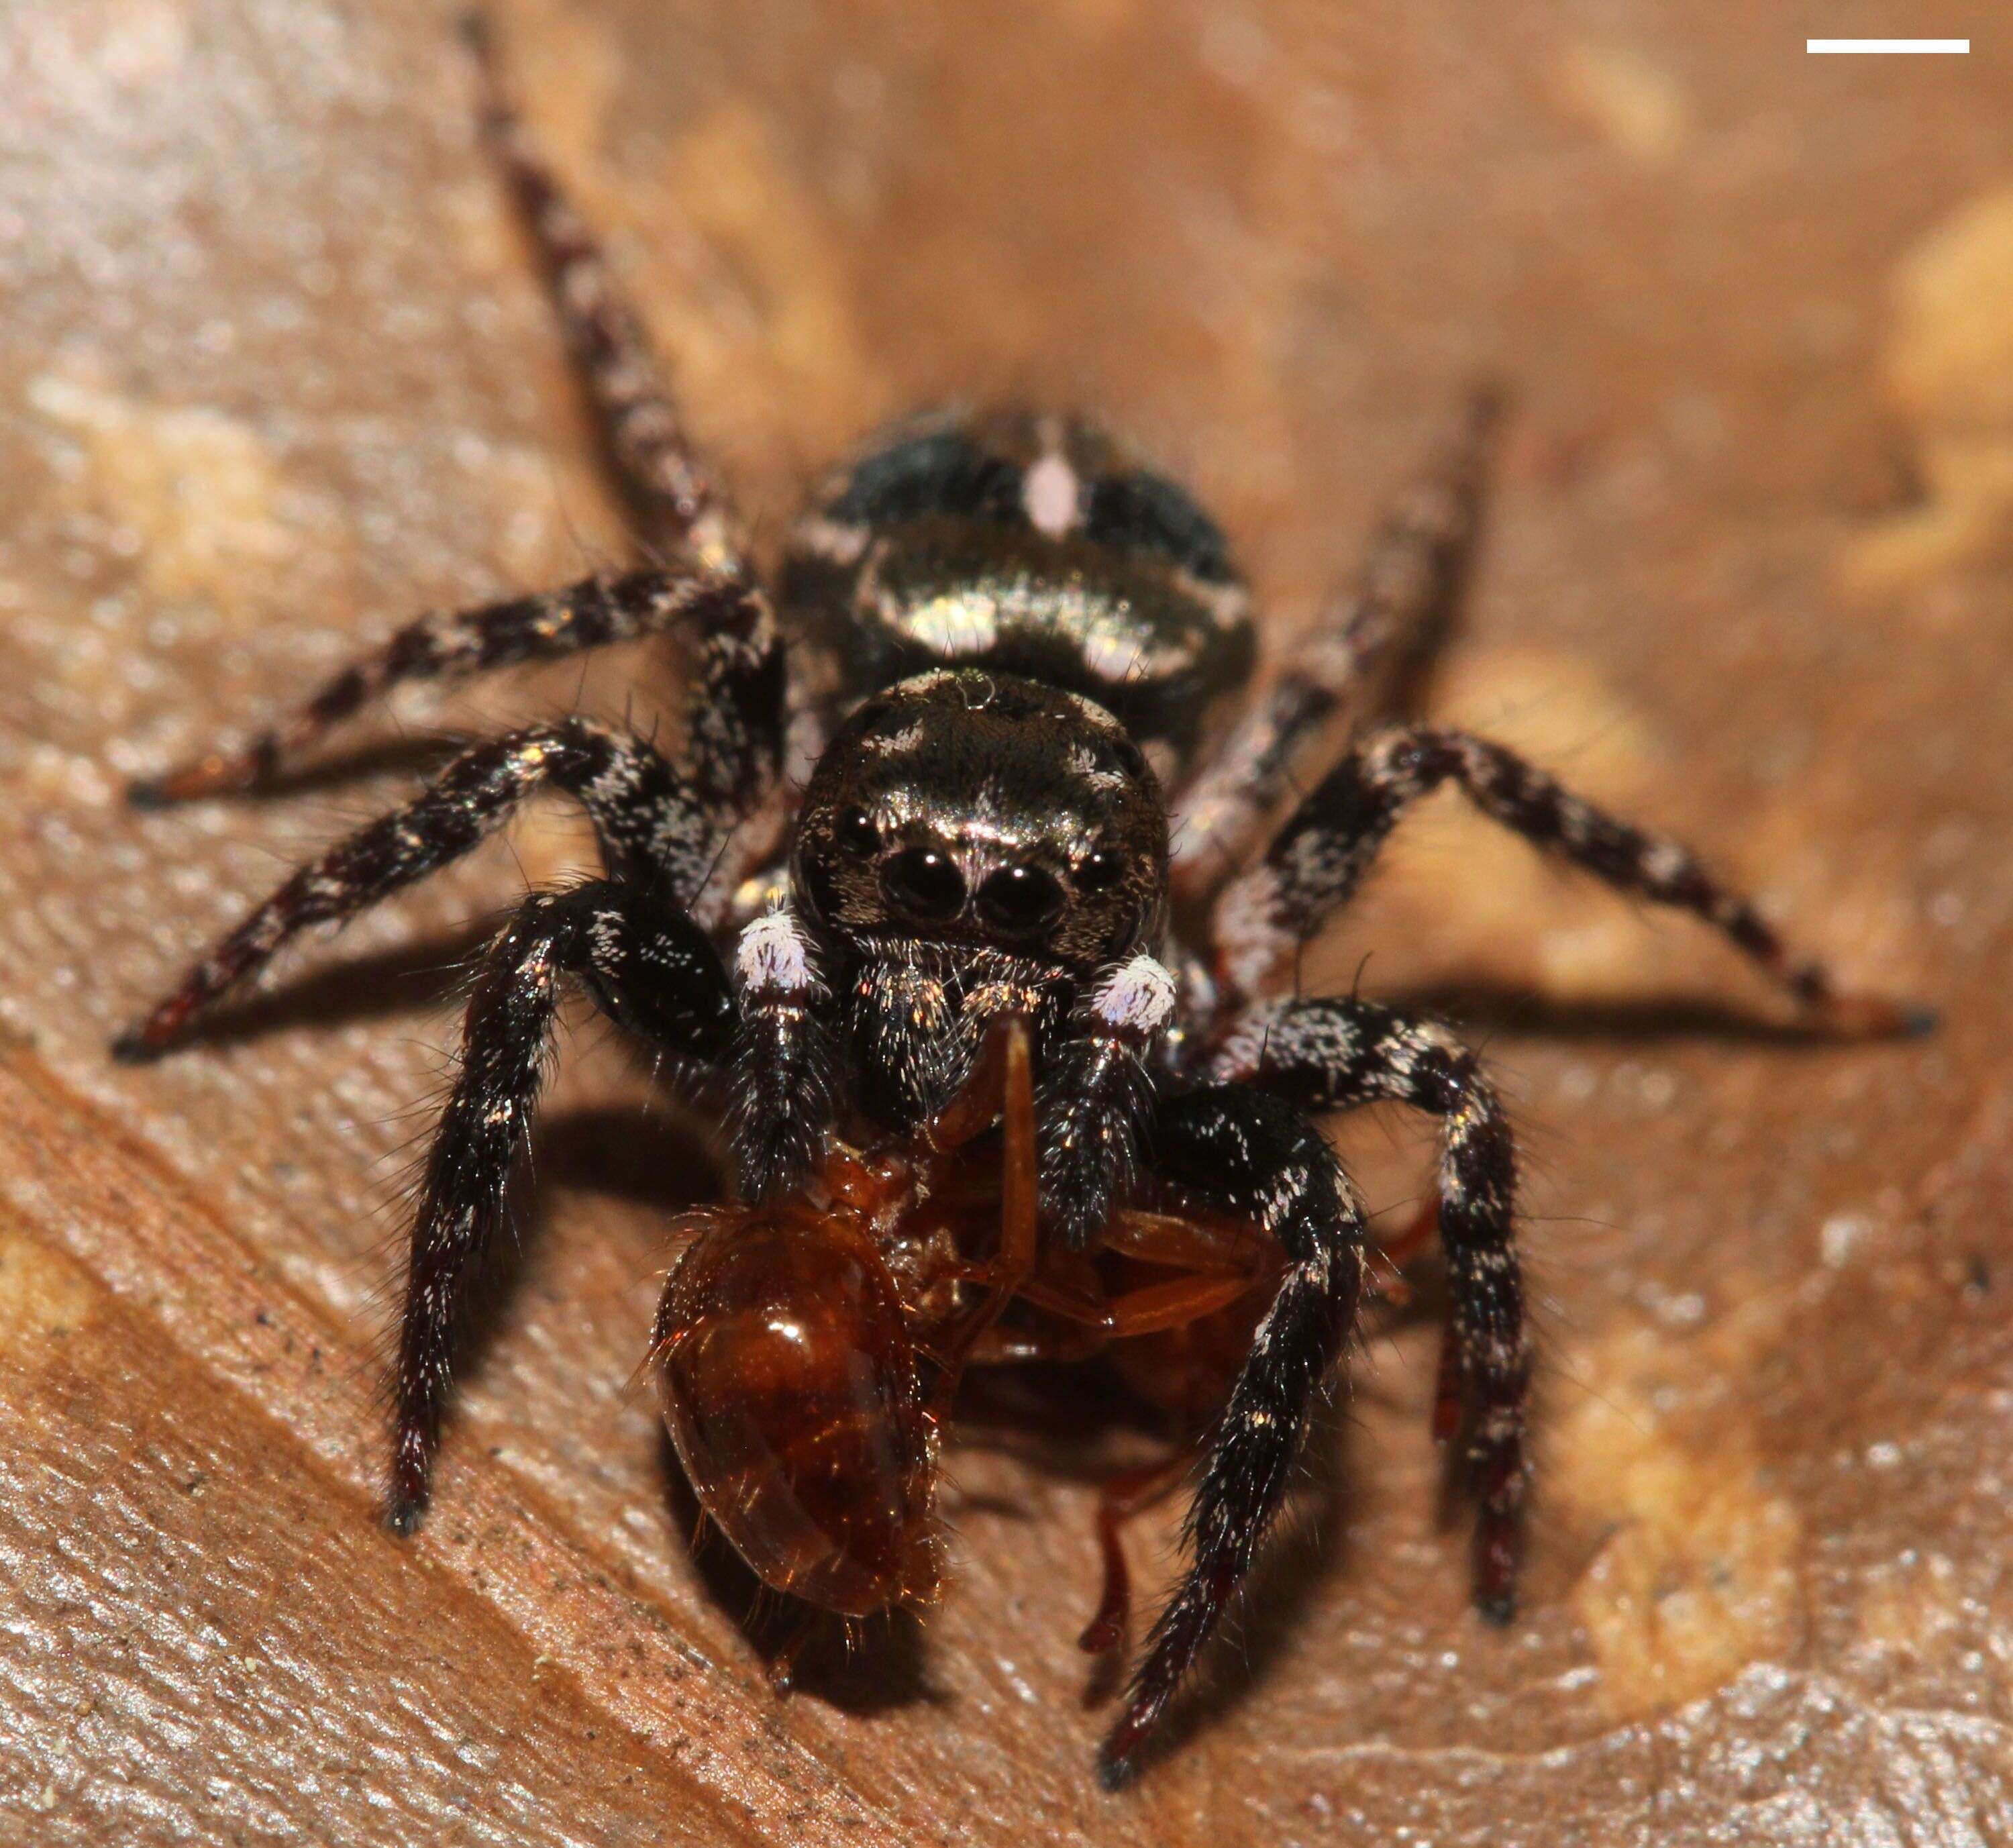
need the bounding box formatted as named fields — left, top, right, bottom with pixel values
left=1023, top=453, right=1081, bottom=537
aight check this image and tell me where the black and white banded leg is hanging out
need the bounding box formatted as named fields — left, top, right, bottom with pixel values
left=114, top=719, right=709, bottom=1059
left=1210, top=995, right=1526, bottom=1621
left=463, top=9, right=743, bottom=572
left=130, top=564, right=781, bottom=811
left=391, top=880, right=735, bottom=1529
left=1170, top=389, right=1497, bottom=905
left=1211, top=724, right=1930, bottom=1035
left=1039, top=952, right=1178, bottom=1250
left=1101, top=1085, right=1367, bottom=1788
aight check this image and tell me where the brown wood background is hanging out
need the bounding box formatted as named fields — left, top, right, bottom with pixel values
left=2, top=2, right=2010, bottom=1842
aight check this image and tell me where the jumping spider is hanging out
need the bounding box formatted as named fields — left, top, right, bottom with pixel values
left=114, top=17, right=1926, bottom=1787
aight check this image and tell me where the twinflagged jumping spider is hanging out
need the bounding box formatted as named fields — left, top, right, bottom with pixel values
left=113, top=15, right=1930, bottom=1787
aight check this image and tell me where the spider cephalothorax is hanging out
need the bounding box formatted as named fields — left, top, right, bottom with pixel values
left=792, top=668, right=1168, bottom=968
left=113, top=15, right=1926, bottom=1788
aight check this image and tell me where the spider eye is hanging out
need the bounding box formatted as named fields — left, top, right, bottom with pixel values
left=882, top=846, right=966, bottom=922
left=975, top=864, right=1066, bottom=937
left=835, top=807, right=880, bottom=856
left=1073, top=848, right=1124, bottom=893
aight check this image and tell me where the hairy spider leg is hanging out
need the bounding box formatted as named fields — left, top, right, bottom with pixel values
left=466, top=6, right=836, bottom=899
left=389, top=882, right=734, bottom=1529
left=1210, top=723, right=1932, bottom=1035
left=127, top=554, right=781, bottom=807
left=114, top=719, right=711, bottom=1059
left=1169, top=387, right=1497, bottom=906
left=1210, top=995, right=1525, bottom=1618
left=462, top=9, right=743, bottom=573
left=1039, top=952, right=1181, bottom=1251
left=1023, top=1205, right=1284, bottom=1661
left=1100, top=1086, right=1368, bottom=1788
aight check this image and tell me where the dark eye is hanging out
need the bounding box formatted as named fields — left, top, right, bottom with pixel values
left=835, top=807, right=880, bottom=856
left=881, top=846, right=966, bottom=922
left=975, top=864, right=1066, bottom=937
left=1074, top=848, right=1124, bottom=893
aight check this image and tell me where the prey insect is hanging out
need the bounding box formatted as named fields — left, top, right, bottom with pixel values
left=650, top=1010, right=1298, bottom=1692
left=113, top=13, right=1926, bottom=1785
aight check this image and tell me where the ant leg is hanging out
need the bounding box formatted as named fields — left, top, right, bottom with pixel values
left=1007, top=1268, right=1255, bottom=1339
left=925, top=1015, right=1038, bottom=1421
left=1210, top=723, right=1933, bottom=1035
left=462, top=10, right=743, bottom=572
left=1170, top=388, right=1497, bottom=904
left=115, top=719, right=713, bottom=1060
left=1100, top=1085, right=1367, bottom=1788
left=760, top=1606, right=825, bottom=1698
left=1212, top=996, right=1525, bottom=1619
left=1080, top=1452, right=1196, bottom=1657
left=390, top=882, right=733, bottom=1529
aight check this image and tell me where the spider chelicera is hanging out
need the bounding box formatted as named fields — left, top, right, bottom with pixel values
left=113, top=15, right=1927, bottom=1788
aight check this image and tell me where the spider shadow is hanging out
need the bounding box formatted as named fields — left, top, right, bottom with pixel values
left=652, top=1426, right=942, bottom=1718
left=223, top=734, right=468, bottom=802
left=1383, top=980, right=1850, bottom=1048
left=156, top=921, right=501, bottom=1053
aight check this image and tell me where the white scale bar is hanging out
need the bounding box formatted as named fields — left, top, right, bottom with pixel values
left=1806, top=38, right=1969, bottom=53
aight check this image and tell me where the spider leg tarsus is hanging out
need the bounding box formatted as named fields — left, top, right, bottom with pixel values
left=110, top=1022, right=172, bottom=1065
left=127, top=752, right=264, bottom=809
left=1803, top=989, right=1939, bottom=1041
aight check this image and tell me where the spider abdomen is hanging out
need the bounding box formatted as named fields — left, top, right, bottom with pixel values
left=780, top=408, right=1255, bottom=759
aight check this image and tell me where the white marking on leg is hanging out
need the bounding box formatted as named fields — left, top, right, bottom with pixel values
left=735, top=907, right=821, bottom=998
left=1090, top=954, right=1177, bottom=1039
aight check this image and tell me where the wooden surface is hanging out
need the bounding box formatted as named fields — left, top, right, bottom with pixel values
left=2, top=2, right=2010, bottom=1842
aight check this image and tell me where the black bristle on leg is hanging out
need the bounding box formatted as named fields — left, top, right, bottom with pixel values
left=387, top=882, right=733, bottom=1532
left=1100, top=1084, right=1367, bottom=1788
left=1208, top=994, right=1530, bottom=1625
left=1170, top=387, right=1498, bottom=903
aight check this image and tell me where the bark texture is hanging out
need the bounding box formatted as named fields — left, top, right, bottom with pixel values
left=0, top=3, right=2007, bottom=1842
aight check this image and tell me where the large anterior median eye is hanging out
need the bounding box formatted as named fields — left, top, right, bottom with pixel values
left=976, top=863, right=1066, bottom=936
left=882, top=846, right=966, bottom=922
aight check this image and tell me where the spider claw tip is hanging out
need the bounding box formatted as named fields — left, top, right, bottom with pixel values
left=110, top=1028, right=163, bottom=1065
left=1094, top=1749, right=1137, bottom=1794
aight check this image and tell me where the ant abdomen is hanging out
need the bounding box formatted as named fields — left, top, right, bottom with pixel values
left=652, top=1198, right=943, bottom=1618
